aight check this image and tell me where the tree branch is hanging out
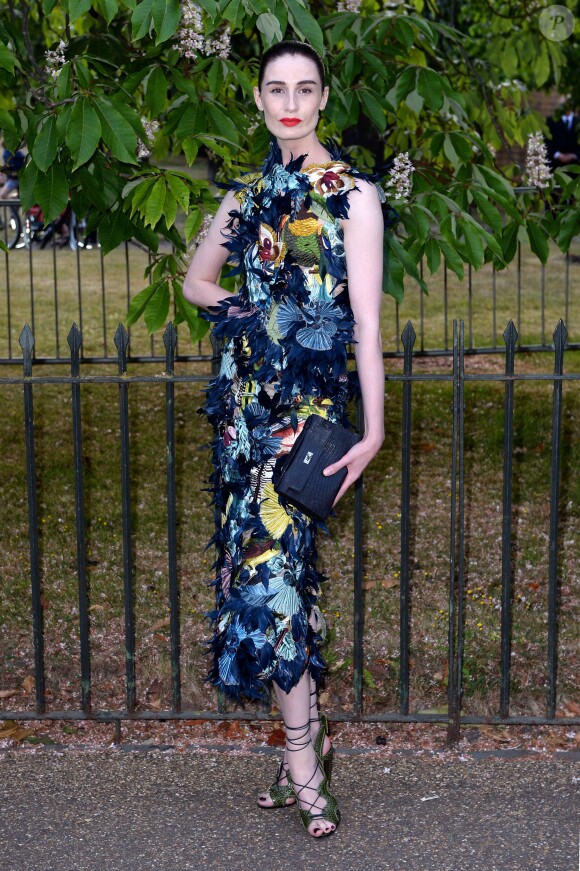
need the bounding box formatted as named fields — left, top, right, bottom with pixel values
left=21, top=0, right=49, bottom=85
left=457, top=43, right=519, bottom=167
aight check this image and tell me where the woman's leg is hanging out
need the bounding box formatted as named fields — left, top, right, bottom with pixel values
left=273, top=671, right=337, bottom=837
left=257, top=672, right=332, bottom=807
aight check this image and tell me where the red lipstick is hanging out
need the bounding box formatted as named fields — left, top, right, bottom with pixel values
left=280, top=118, right=301, bottom=126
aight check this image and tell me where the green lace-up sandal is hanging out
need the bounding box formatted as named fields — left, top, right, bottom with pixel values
left=257, top=759, right=296, bottom=808
left=259, top=706, right=333, bottom=809
left=287, top=762, right=341, bottom=838
left=285, top=721, right=340, bottom=838
left=313, top=712, right=334, bottom=783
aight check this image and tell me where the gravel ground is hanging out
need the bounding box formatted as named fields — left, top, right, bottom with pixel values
left=0, top=747, right=578, bottom=871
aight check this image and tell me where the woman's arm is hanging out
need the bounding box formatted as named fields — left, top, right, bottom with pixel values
left=182, top=189, right=239, bottom=310
left=323, top=179, right=386, bottom=504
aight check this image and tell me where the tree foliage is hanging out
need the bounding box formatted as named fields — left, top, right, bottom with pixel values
left=1, top=0, right=579, bottom=339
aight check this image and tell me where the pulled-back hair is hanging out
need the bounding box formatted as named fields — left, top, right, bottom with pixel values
left=258, top=40, right=326, bottom=91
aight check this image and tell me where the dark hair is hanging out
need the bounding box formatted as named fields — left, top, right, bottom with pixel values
left=258, top=40, right=326, bottom=91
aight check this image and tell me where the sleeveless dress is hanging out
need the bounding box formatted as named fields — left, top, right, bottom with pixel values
left=202, top=141, right=397, bottom=702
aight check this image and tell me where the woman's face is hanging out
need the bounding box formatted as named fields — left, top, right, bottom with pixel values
left=254, top=54, right=328, bottom=142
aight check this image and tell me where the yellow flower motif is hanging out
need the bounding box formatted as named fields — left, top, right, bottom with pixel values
left=287, top=216, right=319, bottom=237
left=260, top=482, right=292, bottom=538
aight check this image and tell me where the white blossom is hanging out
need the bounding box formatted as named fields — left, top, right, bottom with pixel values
left=176, top=1, right=205, bottom=60
left=45, top=40, right=67, bottom=80
left=384, top=151, right=414, bottom=202
left=525, top=132, right=552, bottom=190
left=137, top=119, right=160, bottom=160
left=337, top=0, right=362, bottom=11
left=186, top=213, right=214, bottom=258
left=205, top=25, right=231, bottom=60
left=176, top=2, right=231, bottom=60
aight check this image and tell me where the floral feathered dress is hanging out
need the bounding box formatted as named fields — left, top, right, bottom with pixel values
left=202, top=141, right=396, bottom=702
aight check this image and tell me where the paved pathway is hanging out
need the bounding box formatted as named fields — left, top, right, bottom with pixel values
left=0, top=747, right=578, bottom=871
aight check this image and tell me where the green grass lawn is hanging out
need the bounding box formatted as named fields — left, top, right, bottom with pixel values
left=1, top=235, right=580, bottom=362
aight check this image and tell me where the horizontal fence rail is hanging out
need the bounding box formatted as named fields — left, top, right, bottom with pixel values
left=0, top=320, right=579, bottom=743
left=2, top=196, right=580, bottom=363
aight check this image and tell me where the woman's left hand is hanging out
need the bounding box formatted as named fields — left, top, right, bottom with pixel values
left=323, top=435, right=384, bottom=507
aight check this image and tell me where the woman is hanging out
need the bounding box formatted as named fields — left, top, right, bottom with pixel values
left=184, top=40, right=389, bottom=838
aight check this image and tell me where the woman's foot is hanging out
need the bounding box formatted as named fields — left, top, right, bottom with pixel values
left=287, top=755, right=340, bottom=838
left=285, top=722, right=339, bottom=838
left=257, top=759, right=296, bottom=808
left=257, top=720, right=332, bottom=808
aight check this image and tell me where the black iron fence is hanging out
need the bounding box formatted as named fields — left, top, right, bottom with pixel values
left=2, top=196, right=580, bottom=363
left=1, top=319, right=578, bottom=742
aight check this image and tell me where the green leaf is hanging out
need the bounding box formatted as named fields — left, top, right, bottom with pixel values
left=175, top=103, right=199, bottom=140
left=475, top=164, right=514, bottom=199
left=471, top=189, right=502, bottom=235
left=32, top=116, right=58, bottom=173
left=144, top=280, right=170, bottom=332
left=98, top=207, right=132, bottom=253
left=0, top=109, right=16, bottom=133
left=19, top=160, right=40, bottom=212
left=448, top=131, right=473, bottom=162
left=152, top=0, right=181, bottom=44
left=196, top=0, right=217, bottom=14
left=206, top=103, right=239, bottom=144
left=395, top=67, right=417, bottom=104
left=66, top=99, right=101, bottom=170
left=500, top=220, right=519, bottom=262
left=163, top=191, right=178, bottom=229
left=458, top=217, right=484, bottom=269
left=405, top=89, right=423, bottom=114
left=34, top=162, right=69, bottom=224
left=535, top=40, right=550, bottom=88
left=145, top=177, right=166, bottom=227
left=127, top=279, right=164, bottom=325
left=207, top=59, right=223, bottom=98
left=286, top=0, right=325, bottom=57
left=438, top=238, right=464, bottom=280
left=392, top=17, right=414, bottom=51
left=174, top=283, right=210, bottom=342
left=385, top=232, right=428, bottom=293
left=256, top=12, right=284, bottom=47
left=184, top=207, right=203, bottom=242
left=67, top=0, right=92, bottom=20
left=56, top=62, right=73, bottom=100
left=166, top=173, right=190, bottom=212
left=526, top=221, right=549, bottom=264
left=145, top=67, right=168, bottom=116
left=417, top=68, right=443, bottom=111
left=96, top=0, right=119, bottom=24
left=132, top=0, right=155, bottom=40
left=0, top=42, right=15, bottom=74
left=424, top=237, right=441, bottom=274
left=382, top=239, right=405, bottom=302
left=92, top=97, right=138, bottom=164
left=555, top=209, right=580, bottom=252
left=360, top=90, right=386, bottom=133
left=222, top=0, right=244, bottom=27
left=182, top=139, right=199, bottom=165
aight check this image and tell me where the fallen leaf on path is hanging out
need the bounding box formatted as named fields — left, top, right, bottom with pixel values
left=21, top=676, right=35, bottom=694
left=267, top=727, right=286, bottom=747
left=0, top=689, right=18, bottom=700
left=147, top=617, right=171, bottom=633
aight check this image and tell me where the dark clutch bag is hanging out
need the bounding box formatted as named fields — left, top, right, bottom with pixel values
left=273, top=414, right=360, bottom=522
